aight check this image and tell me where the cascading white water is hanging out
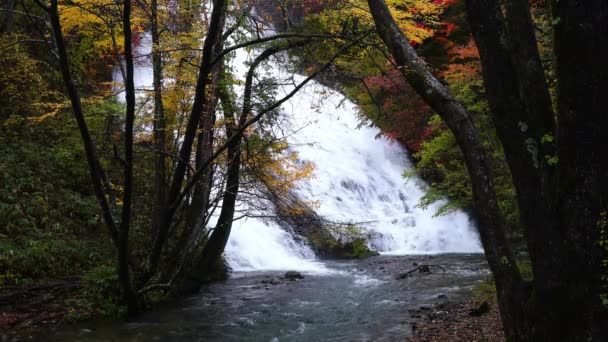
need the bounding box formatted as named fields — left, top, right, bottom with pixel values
left=115, top=35, right=482, bottom=274
left=224, top=51, right=482, bottom=270
left=277, top=80, right=483, bottom=255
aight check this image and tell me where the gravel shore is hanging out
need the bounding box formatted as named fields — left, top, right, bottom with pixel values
left=409, top=300, right=505, bottom=341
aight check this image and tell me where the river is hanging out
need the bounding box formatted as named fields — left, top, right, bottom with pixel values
left=57, top=32, right=492, bottom=341
left=48, top=254, right=488, bottom=341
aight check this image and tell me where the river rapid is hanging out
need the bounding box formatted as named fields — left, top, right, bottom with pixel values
left=48, top=254, right=488, bottom=341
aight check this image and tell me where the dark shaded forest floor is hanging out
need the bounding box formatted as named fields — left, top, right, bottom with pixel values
left=0, top=278, right=84, bottom=338
left=409, top=299, right=504, bottom=342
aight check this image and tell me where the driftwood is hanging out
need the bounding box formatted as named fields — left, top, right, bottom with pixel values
left=396, top=265, right=446, bottom=279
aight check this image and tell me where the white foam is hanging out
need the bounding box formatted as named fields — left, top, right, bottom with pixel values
left=114, top=33, right=483, bottom=275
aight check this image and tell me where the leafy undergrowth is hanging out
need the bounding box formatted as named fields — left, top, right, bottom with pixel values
left=0, top=264, right=126, bottom=337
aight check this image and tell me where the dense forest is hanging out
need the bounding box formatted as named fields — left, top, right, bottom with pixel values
left=1, top=0, right=607, bottom=340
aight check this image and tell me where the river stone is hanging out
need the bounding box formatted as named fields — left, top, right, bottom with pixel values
left=284, top=271, right=304, bottom=280
left=261, top=277, right=282, bottom=285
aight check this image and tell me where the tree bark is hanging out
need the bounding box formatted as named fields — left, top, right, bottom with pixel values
left=46, top=0, right=117, bottom=241
left=366, top=1, right=528, bottom=339
left=464, top=1, right=564, bottom=308
left=43, top=0, right=138, bottom=315
left=176, top=47, right=283, bottom=294
left=144, top=0, right=227, bottom=285
left=467, top=0, right=608, bottom=339
left=177, top=96, right=241, bottom=294
left=150, top=0, right=167, bottom=239
left=548, top=0, right=608, bottom=339
left=118, top=0, right=138, bottom=316
left=370, top=0, right=608, bottom=339
left=1, top=0, right=17, bottom=33
left=187, top=35, right=225, bottom=238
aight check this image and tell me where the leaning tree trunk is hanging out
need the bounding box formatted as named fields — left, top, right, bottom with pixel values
left=366, top=1, right=530, bottom=339
left=42, top=0, right=138, bottom=315
left=141, top=0, right=227, bottom=287
left=371, top=0, right=608, bottom=339
left=187, top=37, right=225, bottom=238
left=176, top=85, right=241, bottom=294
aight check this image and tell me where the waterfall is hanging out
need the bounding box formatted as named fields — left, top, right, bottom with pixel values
left=114, top=35, right=482, bottom=275
left=224, top=51, right=482, bottom=271
left=273, top=78, right=483, bottom=255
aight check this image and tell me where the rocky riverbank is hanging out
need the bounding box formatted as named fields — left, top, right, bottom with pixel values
left=408, top=299, right=504, bottom=341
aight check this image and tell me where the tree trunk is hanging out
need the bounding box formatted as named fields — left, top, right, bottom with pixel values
left=370, top=0, right=608, bottom=339
left=175, top=43, right=301, bottom=293
left=143, top=0, right=227, bottom=285
left=545, top=0, right=608, bottom=339
left=150, top=0, right=167, bottom=239
left=463, top=1, right=564, bottom=309
left=188, top=122, right=241, bottom=288
left=176, top=84, right=240, bottom=294
left=1, top=0, right=17, bottom=33
left=187, top=40, right=224, bottom=236
left=44, top=0, right=138, bottom=315
left=366, top=0, right=529, bottom=339
left=46, top=0, right=117, bottom=242
left=119, top=0, right=138, bottom=316
left=467, top=0, right=608, bottom=339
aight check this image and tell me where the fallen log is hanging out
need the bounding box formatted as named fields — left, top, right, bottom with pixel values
left=396, top=265, right=446, bottom=279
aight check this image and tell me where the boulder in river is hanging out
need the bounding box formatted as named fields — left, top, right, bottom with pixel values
left=418, top=265, right=431, bottom=273
left=284, top=271, right=304, bottom=280
left=261, top=277, right=282, bottom=285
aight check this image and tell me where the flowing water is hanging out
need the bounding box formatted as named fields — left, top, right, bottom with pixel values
left=224, top=50, right=482, bottom=272
left=49, top=254, right=488, bottom=341
left=54, top=36, right=492, bottom=341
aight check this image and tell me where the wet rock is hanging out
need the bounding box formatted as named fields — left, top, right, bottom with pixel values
left=79, top=328, right=92, bottom=335
left=285, top=271, right=304, bottom=280
left=468, top=300, right=490, bottom=317
left=261, top=277, right=282, bottom=285
left=437, top=294, right=448, bottom=299
left=418, top=265, right=431, bottom=273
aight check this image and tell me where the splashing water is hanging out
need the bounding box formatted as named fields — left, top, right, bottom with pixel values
left=224, top=50, right=482, bottom=270
left=114, top=36, right=482, bottom=274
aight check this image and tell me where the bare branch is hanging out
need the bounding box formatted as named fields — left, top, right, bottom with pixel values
left=396, top=265, right=446, bottom=279
left=174, top=32, right=372, bottom=209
